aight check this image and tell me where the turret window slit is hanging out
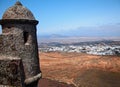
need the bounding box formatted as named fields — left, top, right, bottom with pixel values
left=23, top=32, right=29, bottom=45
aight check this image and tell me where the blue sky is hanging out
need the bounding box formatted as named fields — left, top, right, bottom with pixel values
left=0, top=0, right=120, bottom=37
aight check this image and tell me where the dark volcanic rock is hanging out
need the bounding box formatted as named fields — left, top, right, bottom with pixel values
left=38, top=78, right=75, bottom=87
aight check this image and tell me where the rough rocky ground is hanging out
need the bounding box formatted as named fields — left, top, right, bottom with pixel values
left=38, top=78, right=75, bottom=87
left=39, top=52, right=120, bottom=87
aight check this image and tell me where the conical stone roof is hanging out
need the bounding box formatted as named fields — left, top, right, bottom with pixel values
left=2, top=1, right=35, bottom=20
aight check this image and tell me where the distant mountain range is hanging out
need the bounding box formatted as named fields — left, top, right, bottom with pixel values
left=38, top=23, right=120, bottom=37
left=38, top=34, right=67, bottom=38
left=37, top=23, right=120, bottom=44
left=38, top=36, right=120, bottom=44
left=65, top=23, right=120, bottom=37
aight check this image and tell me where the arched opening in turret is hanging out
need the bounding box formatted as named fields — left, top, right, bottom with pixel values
left=0, top=26, right=2, bottom=34
left=7, top=26, right=12, bottom=29
left=23, top=31, right=29, bottom=45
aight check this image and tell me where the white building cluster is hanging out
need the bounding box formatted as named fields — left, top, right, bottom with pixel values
left=39, top=44, right=120, bottom=55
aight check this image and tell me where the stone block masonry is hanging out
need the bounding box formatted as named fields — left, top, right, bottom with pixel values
left=0, top=1, right=41, bottom=86
left=0, top=56, right=24, bottom=87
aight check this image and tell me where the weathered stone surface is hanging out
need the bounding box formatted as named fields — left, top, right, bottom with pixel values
left=0, top=24, right=41, bottom=85
left=0, top=1, right=41, bottom=87
left=0, top=57, right=24, bottom=87
left=2, top=1, right=35, bottom=20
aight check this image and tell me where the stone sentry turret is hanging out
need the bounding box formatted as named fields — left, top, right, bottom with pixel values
left=0, top=1, right=41, bottom=87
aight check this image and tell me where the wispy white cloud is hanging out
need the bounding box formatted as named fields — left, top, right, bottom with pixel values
left=38, top=23, right=120, bottom=37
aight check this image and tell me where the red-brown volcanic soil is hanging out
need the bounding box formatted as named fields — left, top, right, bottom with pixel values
left=38, top=78, right=75, bottom=87
left=39, top=52, right=120, bottom=87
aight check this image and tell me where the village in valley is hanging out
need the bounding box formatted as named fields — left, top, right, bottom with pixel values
left=0, top=0, right=120, bottom=87
left=39, top=41, right=120, bottom=55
